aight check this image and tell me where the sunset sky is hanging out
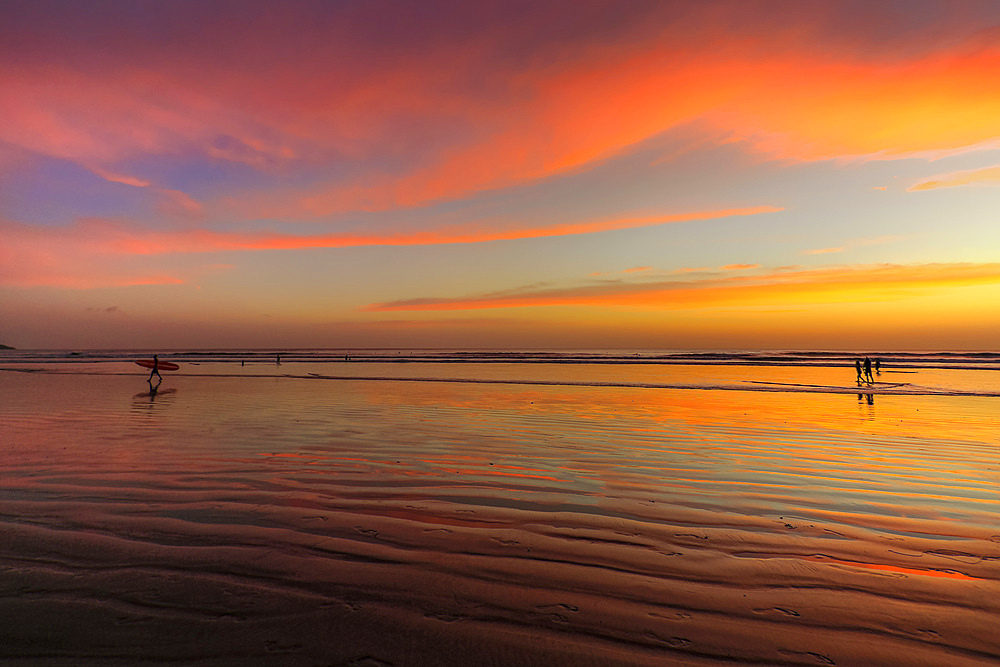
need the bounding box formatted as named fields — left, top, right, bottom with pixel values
left=2, top=0, right=1000, bottom=350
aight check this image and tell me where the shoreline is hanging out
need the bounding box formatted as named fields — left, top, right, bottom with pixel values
left=4, top=366, right=1000, bottom=397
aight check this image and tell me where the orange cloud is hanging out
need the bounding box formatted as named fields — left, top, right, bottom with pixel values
left=276, top=37, right=1000, bottom=215
left=721, top=263, right=759, bottom=270
left=908, top=165, right=1000, bottom=191
left=805, top=247, right=845, bottom=255
left=364, top=263, right=1000, bottom=312
left=624, top=266, right=652, bottom=273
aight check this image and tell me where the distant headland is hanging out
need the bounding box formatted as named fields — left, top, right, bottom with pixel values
left=0, top=344, right=15, bottom=350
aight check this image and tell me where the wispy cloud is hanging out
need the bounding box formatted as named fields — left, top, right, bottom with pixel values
left=89, top=166, right=152, bottom=188
left=9, top=206, right=781, bottom=258
left=909, top=165, right=1000, bottom=191
left=803, top=235, right=904, bottom=256
left=0, top=205, right=779, bottom=288
left=364, top=263, right=1000, bottom=312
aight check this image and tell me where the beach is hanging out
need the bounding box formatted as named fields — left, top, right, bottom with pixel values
left=2, top=354, right=999, bottom=665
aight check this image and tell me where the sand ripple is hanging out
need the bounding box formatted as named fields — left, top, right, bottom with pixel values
left=2, top=372, right=999, bottom=665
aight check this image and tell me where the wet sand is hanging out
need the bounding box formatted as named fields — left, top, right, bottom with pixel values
left=2, top=369, right=999, bottom=665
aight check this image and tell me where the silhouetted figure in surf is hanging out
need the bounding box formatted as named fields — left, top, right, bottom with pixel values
left=863, top=356, right=874, bottom=384
left=148, top=354, right=162, bottom=386
left=855, top=359, right=863, bottom=385
left=874, top=358, right=881, bottom=375
left=276, top=354, right=281, bottom=365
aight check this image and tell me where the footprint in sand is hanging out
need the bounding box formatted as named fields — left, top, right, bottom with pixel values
left=643, top=633, right=691, bottom=648
left=355, top=526, right=379, bottom=537
left=925, top=549, right=982, bottom=564
left=263, top=639, right=303, bottom=653
left=753, top=607, right=800, bottom=617
left=778, top=649, right=835, bottom=665
left=346, top=657, right=393, bottom=667
left=424, top=611, right=463, bottom=623
left=536, top=603, right=578, bottom=612
left=649, top=611, right=693, bottom=621
left=491, top=537, right=520, bottom=546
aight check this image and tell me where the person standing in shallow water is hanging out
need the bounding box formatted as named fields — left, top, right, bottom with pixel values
left=148, top=354, right=162, bottom=385
left=855, top=359, right=863, bottom=385
left=863, top=356, right=874, bottom=384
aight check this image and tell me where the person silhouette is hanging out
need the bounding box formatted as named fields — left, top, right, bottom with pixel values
left=863, top=356, right=874, bottom=384
left=874, top=358, right=881, bottom=375
left=855, top=359, right=863, bottom=385
left=148, top=354, right=162, bottom=385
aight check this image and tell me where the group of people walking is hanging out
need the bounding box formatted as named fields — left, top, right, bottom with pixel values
left=855, top=356, right=880, bottom=385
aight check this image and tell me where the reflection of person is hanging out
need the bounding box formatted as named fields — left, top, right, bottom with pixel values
left=855, top=359, right=863, bottom=384
left=148, top=354, right=162, bottom=385
left=863, top=357, right=874, bottom=384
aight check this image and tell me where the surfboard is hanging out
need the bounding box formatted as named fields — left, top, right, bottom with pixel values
left=135, top=359, right=180, bottom=371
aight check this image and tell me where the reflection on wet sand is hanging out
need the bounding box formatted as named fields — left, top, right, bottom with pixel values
left=1, top=371, right=999, bottom=665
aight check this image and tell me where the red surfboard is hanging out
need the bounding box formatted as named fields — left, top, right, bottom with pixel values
left=135, top=359, right=180, bottom=371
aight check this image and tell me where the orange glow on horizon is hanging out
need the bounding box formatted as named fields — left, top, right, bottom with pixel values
left=365, top=263, right=1000, bottom=312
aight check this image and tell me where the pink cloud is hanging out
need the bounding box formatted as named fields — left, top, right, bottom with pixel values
left=2, top=5, right=998, bottom=218
left=15, top=205, right=780, bottom=257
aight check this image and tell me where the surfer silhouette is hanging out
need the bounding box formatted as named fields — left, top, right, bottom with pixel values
left=855, top=359, right=863, bottom=385
left=874, top=358, right=881, bottom=374
left=148, top=354, right=162, bottom=386
left=863, top=357, right=874, bottom=384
